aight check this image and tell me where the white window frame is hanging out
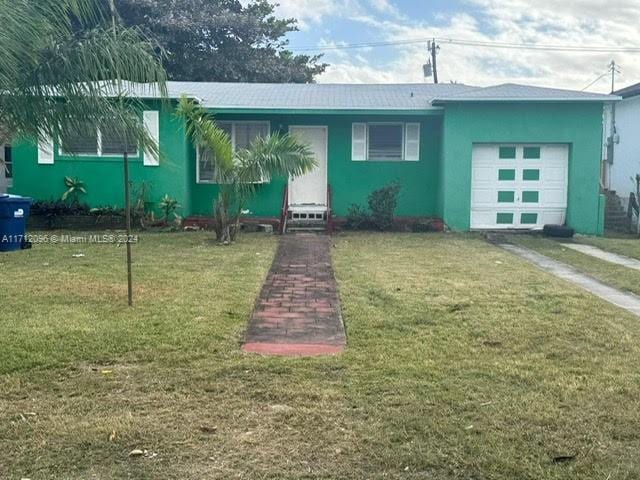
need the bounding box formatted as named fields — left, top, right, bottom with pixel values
left=59, top=128, right=139, bottom=158
left=2, top=145, right=12, bottom=188
left=353, top=122, right=420, bottom=162
left=366, top=122, right=405, bottom=161
left=196, top=121, right=270, bottom=184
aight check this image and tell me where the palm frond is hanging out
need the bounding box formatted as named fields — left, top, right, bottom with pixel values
left=175, top=96, right=234, bottom=177
left=0, top=0, right=167, bottom=151
left=234, top=133, right=316, bottom=184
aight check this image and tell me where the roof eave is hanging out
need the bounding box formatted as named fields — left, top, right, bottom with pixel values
left=204, top=106, right=445, bottom=115
left=431, top=96, right=621, bottom=105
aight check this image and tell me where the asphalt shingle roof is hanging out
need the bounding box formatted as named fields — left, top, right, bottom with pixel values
left=431, top=83, right=618, bottom=103
left=613, top=82, right=640, bottom=99
left=164, top=82, right=476, bottom=110
left=117, top=81, right=618, bottom=110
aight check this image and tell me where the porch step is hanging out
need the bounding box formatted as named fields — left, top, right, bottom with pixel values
left=286, top=219, right=327, bottom=234
left=604, top=190, right=632, bottom=233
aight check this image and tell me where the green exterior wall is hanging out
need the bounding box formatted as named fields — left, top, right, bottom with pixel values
left=190, top=113, right=443, bottom=217
left=10, top=98, right=606, bottom=235
left=11, top=100, right=191, bottom=216
left=439, top=102, right=605, bottom=235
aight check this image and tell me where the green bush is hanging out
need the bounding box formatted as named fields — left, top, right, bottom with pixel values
left=345, top=204, right=370, bottom=230
left=368, top=182, right=401, bottom=231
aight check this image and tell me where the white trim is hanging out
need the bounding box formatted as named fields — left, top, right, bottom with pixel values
left=404, top=123, right=421, bottom=161
left=351, top=123, right=367, bottom=161
left=38, top=136, right=54, bottom=164
left=196, top=120, right=270, bottom=184
left=143, top=110, right=160, bottom=166
left=288, top=125, right=328, bottom=207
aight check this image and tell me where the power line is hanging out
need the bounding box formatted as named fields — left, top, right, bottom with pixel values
left=290, top=36, right=640, bottom=53
left=581, top=71, right=610, bottom=91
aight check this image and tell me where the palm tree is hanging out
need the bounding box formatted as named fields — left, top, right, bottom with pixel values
left=0, top=0, right=166, bottom=151
left=176, top=97, right=316, bottom=244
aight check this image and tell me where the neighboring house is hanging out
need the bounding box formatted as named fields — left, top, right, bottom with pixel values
left=603, top=82, right=640, bottom=208
left=10, top=82, right=616, bottom=234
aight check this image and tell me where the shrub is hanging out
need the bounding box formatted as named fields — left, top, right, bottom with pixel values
left=31, top=199, right=91, bottom=228
left=368, top=182, right=401, bottom=231
left=61, top=176, right=87, bottom=204
left=345, top=204, right=370, bottom=230
left=89, top=206, right=125, bottom=217
left=32, top=199, right=90, bottom=217
left=159, top=194, right=180, bottom=223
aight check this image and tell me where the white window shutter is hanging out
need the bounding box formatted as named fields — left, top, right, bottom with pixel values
left=143, top=110, right=160, bottom=166
left=38, top=136, right=54, bottom=164
left=404, top=123, right=420, bottom=161
left=352, top=123, right=367, bottom=161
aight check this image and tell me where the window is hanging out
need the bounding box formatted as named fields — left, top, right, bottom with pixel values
left=4, top=145, right=12, bottom=179
left=197, top=121, right=270, bottom=183
left=61, top=128, right=98, bottom=155
left=523, top=146, right=541, bottom=159
left=60, top=126, right=138, bottom=157
left=498, top=169, right=516, bottom=181
left=499, top=146, right=516, bottom=159
left=368, top=124, right=404, bottom=160
left=101, top=129, right=138, bottom=155
left=352, top=123, right=420, bottom=161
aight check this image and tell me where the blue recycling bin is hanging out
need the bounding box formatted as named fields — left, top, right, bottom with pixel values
left=0, top=194, right=32, bottom=252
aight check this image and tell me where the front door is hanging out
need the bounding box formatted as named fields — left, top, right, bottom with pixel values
left=288, top=126, right=328, bottom=207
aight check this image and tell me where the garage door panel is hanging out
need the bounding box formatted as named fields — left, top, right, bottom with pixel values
left=472, top=188, right=499, bottom=206
left=471, top=144, right=568, bottom=230
left=541, top=145, right=569, bottom=162
left=472, top=145, right=500, bottom=162
left=540, top=188, right=567, bottom=207
left=473, top=166, right=496, bottom=182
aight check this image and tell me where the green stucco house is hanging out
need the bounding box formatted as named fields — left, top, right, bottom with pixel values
left=9, top=82, right=617, bottom=234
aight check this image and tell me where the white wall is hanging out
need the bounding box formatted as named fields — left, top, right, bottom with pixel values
left=611, top=96, right=640, bottom=203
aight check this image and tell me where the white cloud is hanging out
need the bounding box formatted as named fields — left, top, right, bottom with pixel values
left=368, top=0, right=402, bottom=18
left=313, top=0, right=640, bottom=91
left=273, top=0, right=361, bottom=29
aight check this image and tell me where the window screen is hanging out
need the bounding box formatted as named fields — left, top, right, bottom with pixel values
left=368, top=124, right=403, bottom=160
left=61, top=128, right=98, bottom=155
left=101, top=129, right=138, bottom=155
left=234, top=122, right=269, bottom=149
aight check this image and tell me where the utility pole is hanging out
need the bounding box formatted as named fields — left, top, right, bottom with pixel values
left=430, top=39, right=439, bottom=84
left=609, top=60, right=620, bottom=93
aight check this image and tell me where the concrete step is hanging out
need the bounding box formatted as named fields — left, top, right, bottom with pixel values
left=287, top=226, right=327, bottom=233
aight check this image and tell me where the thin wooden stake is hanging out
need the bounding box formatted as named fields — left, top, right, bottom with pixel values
left=123, top=148, right=133, bottom=306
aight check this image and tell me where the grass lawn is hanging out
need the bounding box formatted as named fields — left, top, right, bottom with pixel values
left=576, top=235, right=640, bottom=261
left=2, top=231, right=640, bottom=479
left=507, top=234, right=640, bottom=297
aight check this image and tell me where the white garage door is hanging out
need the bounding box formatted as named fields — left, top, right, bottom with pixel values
left=471, top=144, right=568, bottom=229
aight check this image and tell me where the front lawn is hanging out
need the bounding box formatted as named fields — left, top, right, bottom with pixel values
left=2, top=231, right=640, bottom=479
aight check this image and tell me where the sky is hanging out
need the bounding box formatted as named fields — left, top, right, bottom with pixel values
left=269, top=0, right=640, bottom=92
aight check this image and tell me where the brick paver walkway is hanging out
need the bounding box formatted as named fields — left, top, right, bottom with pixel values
left=242, top=234, right=346, bottom=356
